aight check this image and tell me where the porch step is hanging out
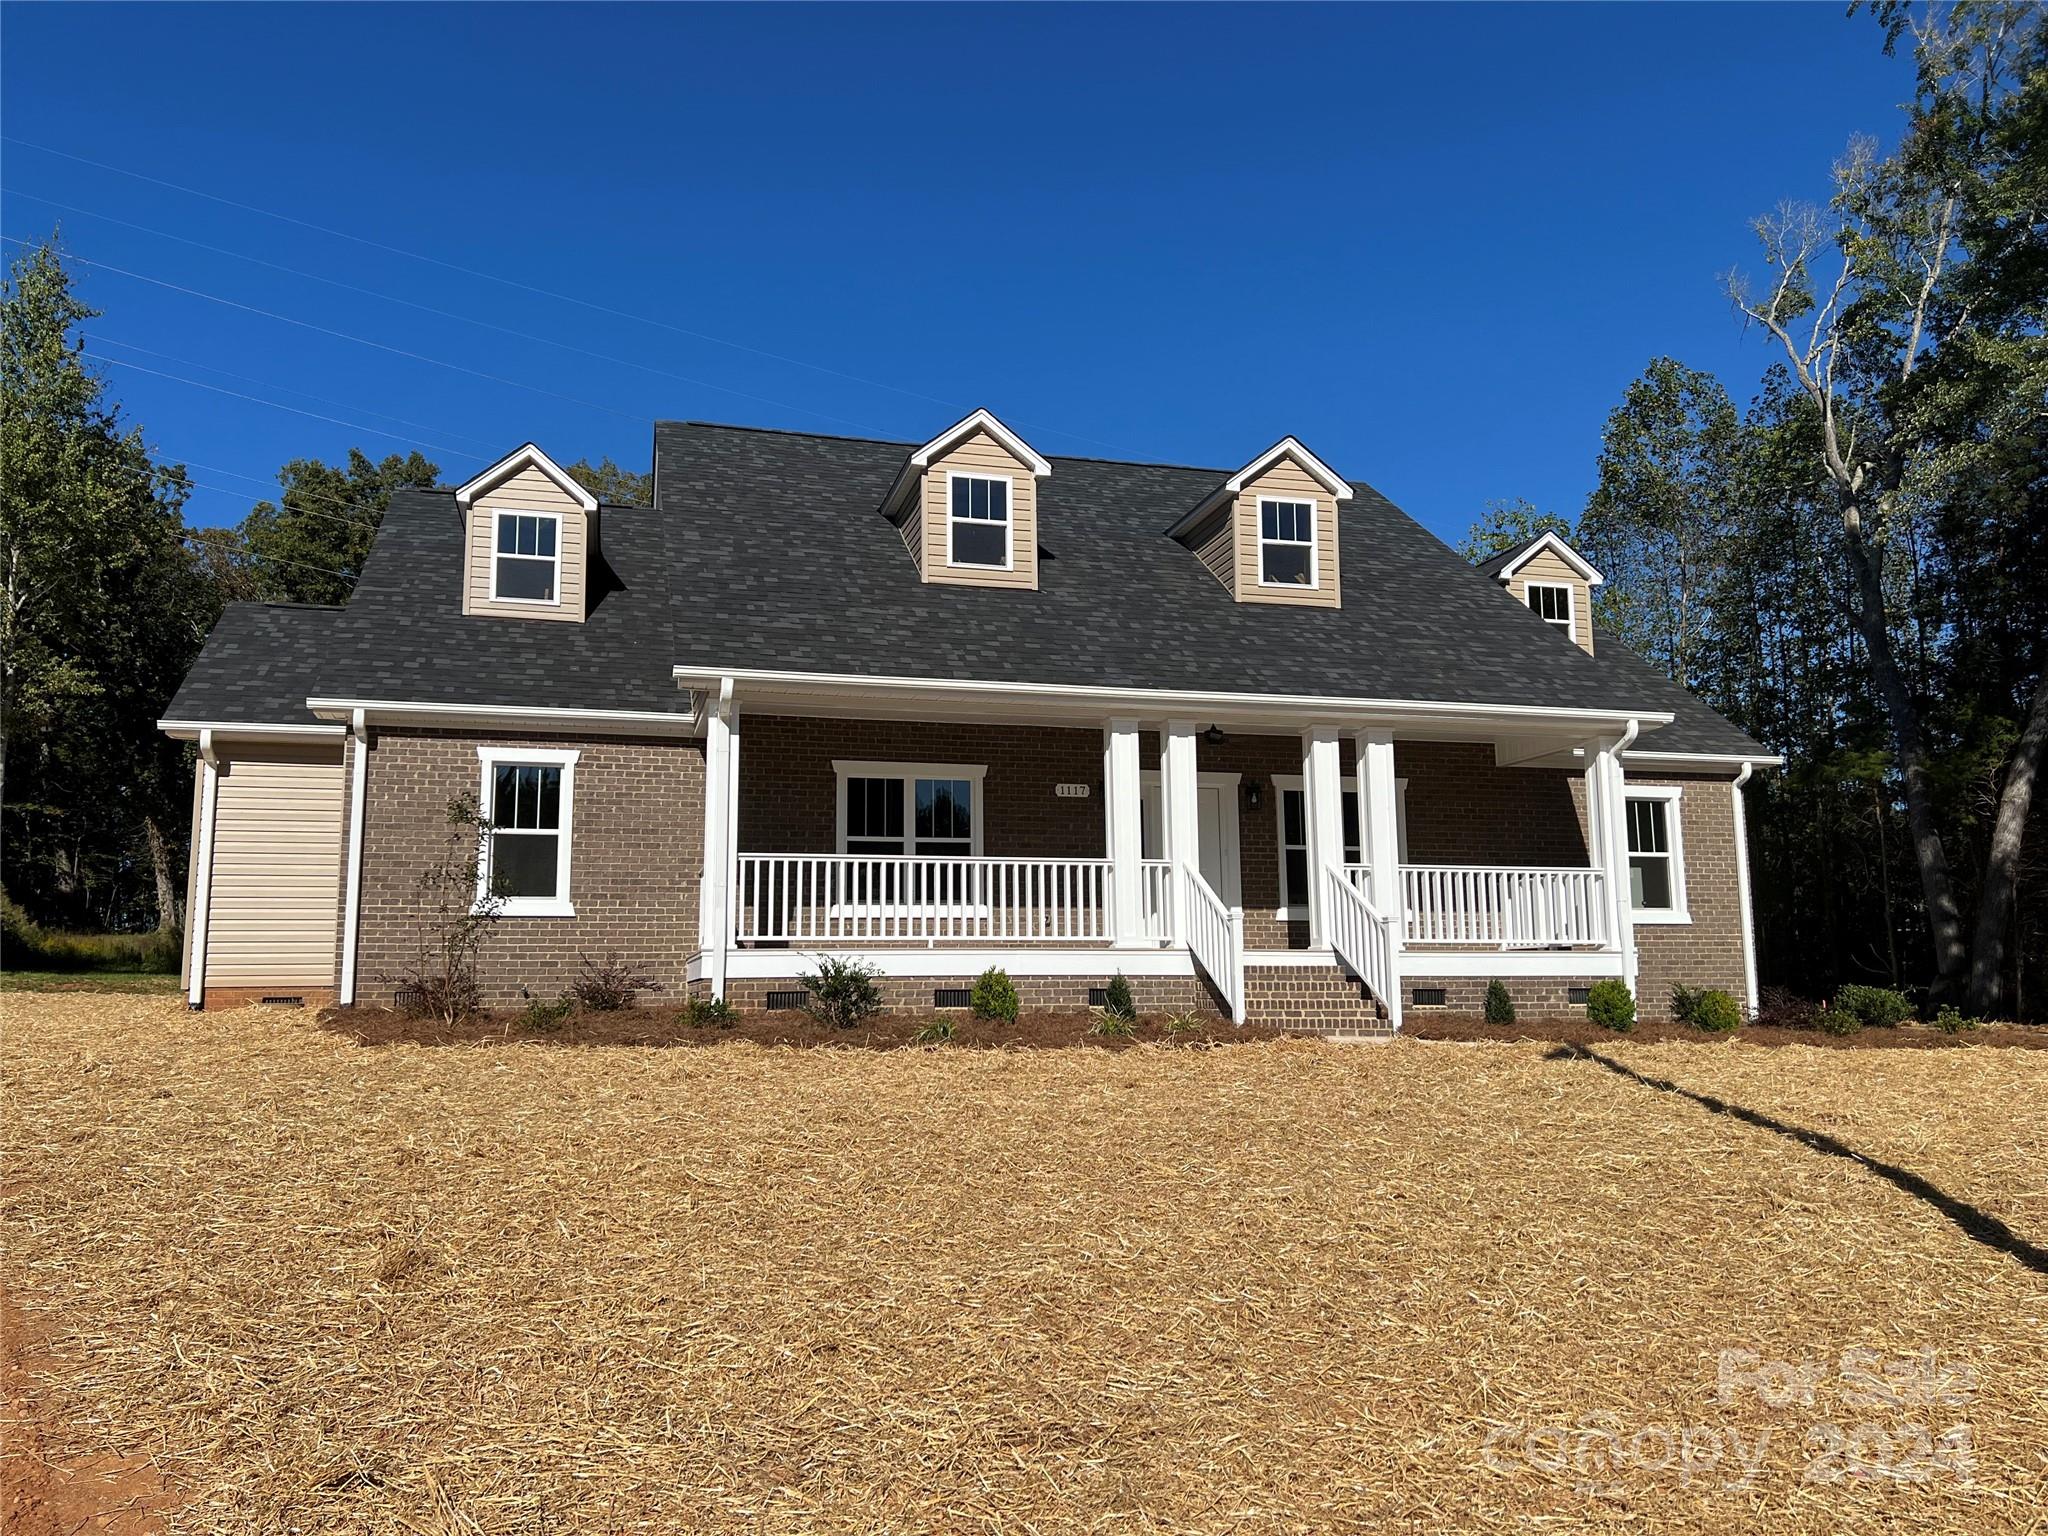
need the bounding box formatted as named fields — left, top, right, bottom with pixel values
left=1242, top=962, right=1396, bottom=1038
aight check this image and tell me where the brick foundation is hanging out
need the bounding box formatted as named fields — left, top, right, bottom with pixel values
left=1400, top=973, right=1604, bottom=1020
left=199, top=985, right=338, bottom=1011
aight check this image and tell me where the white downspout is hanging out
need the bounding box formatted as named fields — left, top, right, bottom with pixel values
left=186, top=729, right=220, bottom=1009
left=1732, top=762, right=1759, bottom=1017
left=338, top=709, right=370, bottom=1006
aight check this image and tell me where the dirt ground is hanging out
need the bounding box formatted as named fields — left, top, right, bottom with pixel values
left=3, top=992, right=2044, bottom=1534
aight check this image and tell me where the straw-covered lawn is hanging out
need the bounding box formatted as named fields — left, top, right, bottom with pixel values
left=3, top=995, right=2043, bottom=1534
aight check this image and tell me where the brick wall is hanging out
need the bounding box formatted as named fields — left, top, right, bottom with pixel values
left=353, top=727, right=704, bottom=1007
left=1394, top=741, right=1590, bottom=865
left=1401, top=973, right=1603, bottom=1018
left=1629, top=771, right=1749, bottom=1019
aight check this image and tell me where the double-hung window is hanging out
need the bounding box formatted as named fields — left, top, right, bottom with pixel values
left=836, top=760, right=986, bottom=907
left=1259, top=498, right=1316, bottom=586
left=948, top=474, right=1011, bottom=569
left=493, top=511, right=562, bottom=603
left=1526, top=582, right=1574, bottom=634
left=476, top=747, right=578, bottom=915
left=1625, top=787, right=1687, bottom=922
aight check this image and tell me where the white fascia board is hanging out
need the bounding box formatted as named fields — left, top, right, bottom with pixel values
left=911, top=409, right=1051, bottom=476
left=1225, top=437, right=1351, bottom=500
left=1491, top=531, right=1604, bottom=587
left=305, top=697, right=697, bottom=735
left=1626, top=749, right=1785, bottom=770
left=158, top=719, right=346, bottom=741
left=453, top=443, right=599, bottom=512
left=671, top=663, right=1673, bottom=735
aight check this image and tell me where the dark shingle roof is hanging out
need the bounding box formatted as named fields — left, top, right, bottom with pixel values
left=1473, top=535, right=1545, bottom=580
left=161, top=603, right=344, bottom=727
left=166, top=422, right=1768, bottom=759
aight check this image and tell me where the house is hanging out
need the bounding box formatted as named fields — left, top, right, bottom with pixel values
left=160, top=412, right=1777, bottom=1033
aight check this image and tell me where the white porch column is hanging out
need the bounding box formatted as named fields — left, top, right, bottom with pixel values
left=1354, top=728, right=1401, bottom=927
left=1586, top=734, right=1638, bottom=994
left=1104, top=717, right=1145, bottom=945
left=1732, top=763, right=1759, bottom=1016
left=1160, top=718, right=1201, bottom=868
left=1301, top=726, right=1344, bottom=947
left=700, top=680, right=737, bottom=998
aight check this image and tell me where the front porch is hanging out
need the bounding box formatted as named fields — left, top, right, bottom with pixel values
left=692, top=711, right=1644, bottom=1030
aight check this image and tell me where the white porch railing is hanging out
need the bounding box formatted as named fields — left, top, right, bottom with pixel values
left=1322, top=867, right=1400, bottom=1031
left=1180, top=863, right=1244, bottom=1022
left=1399, top=865, right=1608, bottom=949
left=1140, top=859, right=1174, bottom=943
left=733, top=854, right=1116, bottom=944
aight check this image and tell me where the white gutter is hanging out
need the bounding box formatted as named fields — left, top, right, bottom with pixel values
left=158, top=720, right=345, bottom=742
left=305, top=697, right=696, bottom=733
left=1732, top=762, right=1760, bottom=1017
left=186, top=730, right=221, bottom=1009
left=338, top=709, right=370, bottom=1007
left=1627, top=749, right=1785, bottom=769
left=668, top=664, right=1674, bottom=734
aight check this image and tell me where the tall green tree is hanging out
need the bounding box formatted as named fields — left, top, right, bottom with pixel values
left=564, top=455, right=652, bottom=505
left=1454, top=498, right=1571, bottom=562
left=1, top=237, right=220, bottom=931
left=238, top=448, right=439, bottom=604
left=1727, top=0, right=2045, bottom=1008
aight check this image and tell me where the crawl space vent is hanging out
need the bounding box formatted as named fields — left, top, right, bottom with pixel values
left=764, top=989, right=809, bottom=1011
left=932, top=988, right=973, bottom=1009
left=1410, top=987, right=1448, bottom=1008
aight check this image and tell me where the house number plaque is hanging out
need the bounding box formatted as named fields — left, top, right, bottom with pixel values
left=1054, top=783, right=1090, bottom=799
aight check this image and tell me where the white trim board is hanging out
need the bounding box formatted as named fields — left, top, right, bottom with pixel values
left=307, top=697, right=697, bottom=735
left=454, top=442, right=599, bottom=512
left=486, top=507, right=565, bottom=608
left=942, top=469, right=1015, bottom=572
left=474, top=746, right=580, bottom=918
left=1396, top=950, right=1628, bottom=979
left=1623, top=782, right=1690, bottom=925
left=158, top=720, right=345, bottom=741
left=1486, top=531, right=1604, bottom=586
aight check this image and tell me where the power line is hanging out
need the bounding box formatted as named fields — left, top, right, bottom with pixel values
left=1, top=138, right=1125, bottom=452
left=10, top=189, right=890, bottom=434
left=180, top=533, right=352, bottom=582
left=81, top=348, right=487, bottom=459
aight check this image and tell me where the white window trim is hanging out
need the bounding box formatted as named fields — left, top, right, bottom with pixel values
left=1624, top=783, right=1690, bottom=924
left=832, top=760, right=989, bottom=856
left=1525, top=581, right=1575, bottom=634
left=1271, top=775, right=1408, bottom=921
left=475, top=746, right=579, bottom=916
left=943, top=470, right=1014, bottom=572
left=487, top=509, right=565, bottom=607
left=1255, top=496, right=1320, bottom=589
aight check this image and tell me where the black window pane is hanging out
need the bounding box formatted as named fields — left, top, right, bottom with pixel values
left=1631, top=856, right=1671, bottom=910
left=952, top=477, right=970, bottom=517
left=497, top=557, right=555, bottom=601
left=536, top=518, right=557, bottom=558
left=952, top=520, right=1006, bottom=567
left=1342, top=791, right=1360, bottom=862
left=970, top=478, right=988, bottom=519
left=1262, top=544, right=1312, bottom=585
left=917, top=778, right=971, bottom=841
left=493, top=764, right=518, bottom=826
left=497, top=515, right=518, bottom=554
left=1282, top=789, right=1305, bottom=846
left=986, top=480, right=1007, bottom=522
left=534, top=766, right=561, bottom=830
left=1284, top=848, right=1308, bottom=908
left=492, top=833, right=558, bottom=898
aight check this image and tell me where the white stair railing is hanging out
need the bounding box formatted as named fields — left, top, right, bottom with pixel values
left=1178, top=863, right=1244, bottom=1023
left=1322, top=865, right=1401, bottom=1031
left=1398, top=866, right=1608, bottom=949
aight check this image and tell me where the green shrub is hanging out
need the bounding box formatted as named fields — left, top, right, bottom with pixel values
left=682, top=996, right=736, bottom=1027
left=517, top=995, right=573, bottom=1032
left=971, top=966, right=1020, bottom=1023
left=1, top=896, right=182, bottom=974
left=1585, top=979, right=1635, bottom=1033
left=1672, top=984, right=1742, bottom=1034
left=1482, top=979, right=1516, bottom=1024
left=1817, top=1005, right=1862, bottom=1037
left=1160, top=1009, right=1205, bottom=1041
left=913, top=1017, right=956, bottom=1045
left=1089, top=1007, right=1136, bottom=1039
left=1835, top=984, right=1911, bottom=1029
left=1101, top=971, right=1137, bottom=1022
left=799, top=957, right=883, bottom=1029
left=1932, top=1005, right=1980, bottom=1035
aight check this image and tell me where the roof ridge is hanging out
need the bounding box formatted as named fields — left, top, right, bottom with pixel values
left=661, top=418, right=1240, bottom=476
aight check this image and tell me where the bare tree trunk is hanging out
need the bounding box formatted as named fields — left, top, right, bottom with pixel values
left=144, top=815, right=181, bottom=933
left=1968, top=671, right=2048, bottom=1016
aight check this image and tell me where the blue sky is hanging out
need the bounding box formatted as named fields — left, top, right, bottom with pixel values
left=3, top=3, right=1907, bottom=541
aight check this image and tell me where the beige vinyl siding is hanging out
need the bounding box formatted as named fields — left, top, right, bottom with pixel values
left=1191, top=510, right=1235, bottom=592
left=463, top=464, right=590, bottom=622
left=1510, top=549, right=1593, bottom=653
left=204, top=745, right=346, bottom=988
left=1232, top=457, right=1340, bottom=608
left=899, top=505, right=925, bottom=576
left=918, top=430, right=1038, bottom=590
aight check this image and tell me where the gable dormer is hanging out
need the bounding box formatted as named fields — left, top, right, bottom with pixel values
left=1477, top=531, right=1602, bottom=655
left=879, top=409, right=1050, bottom=591
left=455, top=444, right=599, bottom=623
left=1169, top=437, right=1351, bottom=608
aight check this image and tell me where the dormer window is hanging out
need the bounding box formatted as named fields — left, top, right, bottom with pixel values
left=948, top=473, right=1011, bottom=569
left=1526, top=581, right=1573, bottom=634
left=1259, top=498, right=1316, bottom=587
left=493, top=512, right=561, bottom=603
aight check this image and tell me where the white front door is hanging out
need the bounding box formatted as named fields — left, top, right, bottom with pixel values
left=1139, top=772, right=1242, bottom=905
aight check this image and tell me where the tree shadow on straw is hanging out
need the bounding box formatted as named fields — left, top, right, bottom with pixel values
left=1546, top=1044, right=2048, bottom=1278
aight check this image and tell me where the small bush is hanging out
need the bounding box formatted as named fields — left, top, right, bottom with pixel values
left=1089, top=1007, right=1136, bottom=1039
left=1932, top=1005, right=1980, bottom=1035
left=800, top=957, right=883, bottom=1029
left=1161, top=1009, right=1205, bottom=1041
left=913, top=1017, right=956, bottom=1045
left=1834, top=983, right=1912, bottom=1030
left=971, top=966, right=1020, bottom=1023
left=682, top=996, right=736, bottom=1028
left=1754, top=986, right=1820, bottom=1031
left=1689, top=988, right=1744, bottom=1034
left=1101, top=972, right=1137, bottom=1022
left=1817, top=1005, right=1862, bottom=1037
left=517, top=995, right=573, bottom=1032
left=1482, top=979, right=1516, bottom=1025
left=1585, top=979, right=1635, bottom=1033
left=570, top=952, right=662, bottom=1011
